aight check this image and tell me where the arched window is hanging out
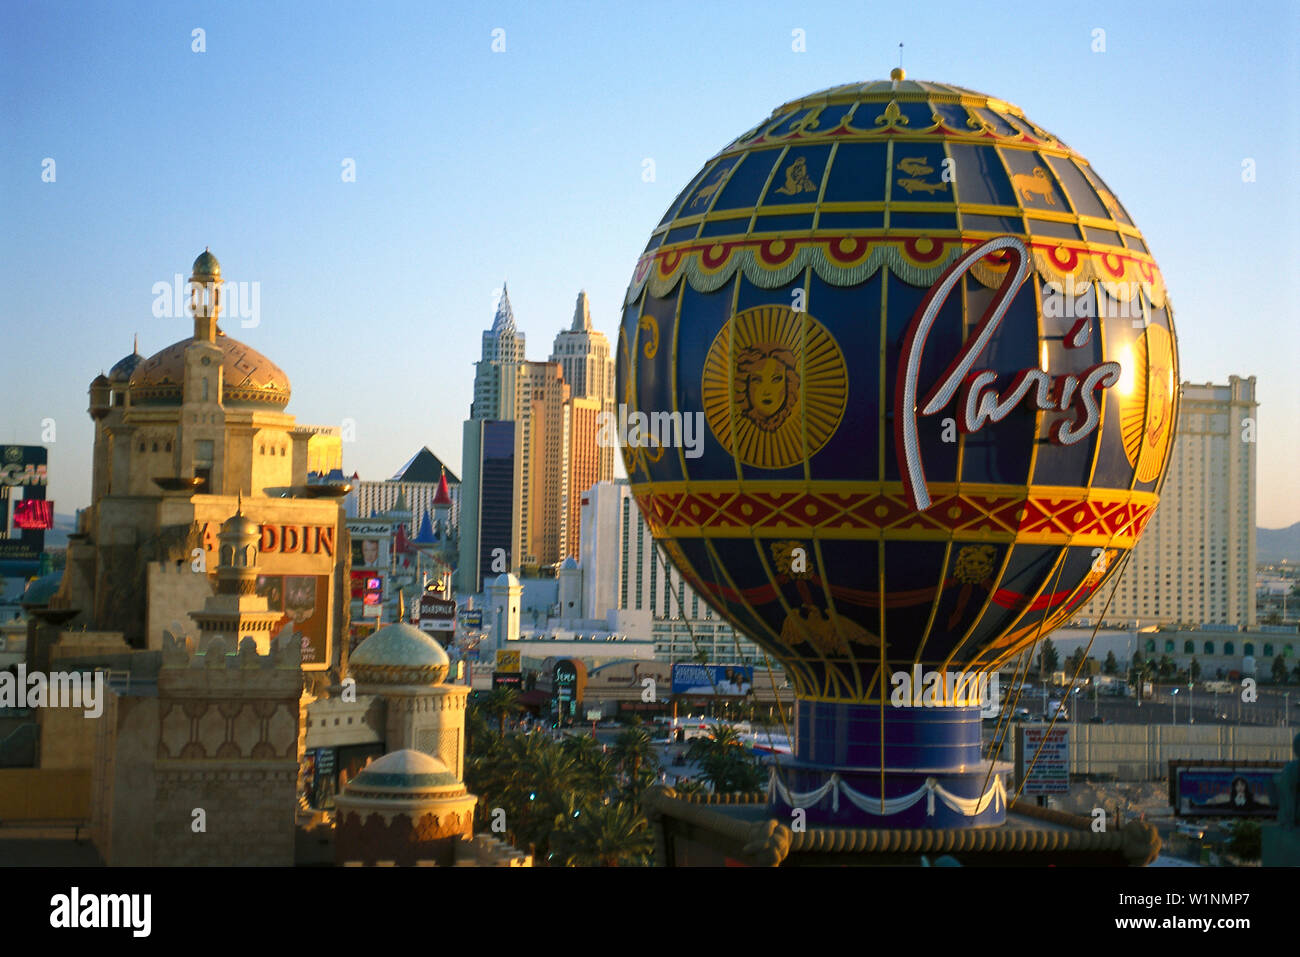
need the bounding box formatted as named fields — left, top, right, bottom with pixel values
left=1264, top=643, right=1274, bottom=657
left=1144, top=639, right=1155, bottom=654
left=1224, top=641, right=1235, bottom=655
left=165, top=441, right=172, bottom=452
left=260, top=446, right=265, bottom=455
left=1204, top=641, right=1215, bottom=655
left=201, top=378, right=209, bottom=401
left=1164, top=640, right=1175, bottom=653
left=138, top=442, right=145, bottom=452
left=152, top=442, right=158, bottom=452
left=1244, top=642, right=1255, bottom=657
left=1183, top=641, right=1194, bottom=654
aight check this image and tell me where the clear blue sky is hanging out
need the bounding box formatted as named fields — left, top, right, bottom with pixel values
left=2, top=0, right=1297, bottom=527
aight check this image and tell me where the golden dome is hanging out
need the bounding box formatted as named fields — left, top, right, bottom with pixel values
left=191, top=248, right=221, bottom=281
left=129, top=330, right=291, bottom=408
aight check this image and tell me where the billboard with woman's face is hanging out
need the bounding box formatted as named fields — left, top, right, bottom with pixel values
left=1173, top=764, right=1282, bottom=817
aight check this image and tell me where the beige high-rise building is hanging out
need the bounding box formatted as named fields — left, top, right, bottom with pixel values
left=1082, top=376, right=1258, bottom=628
left=550, top=291, right=615, bottom=483
left=518, top=360, right=569, bottom=567
left=562, top=396, right=602, bottom=559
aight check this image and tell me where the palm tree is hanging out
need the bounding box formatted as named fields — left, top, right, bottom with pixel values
left=559, top=802, right=653, bottom=867
left=560, top=734, right=619, bottom=794
left=481, top=687, right=521, bottom=738
left=686, top=725, right=764, bottom=793
left=611, top=728, right=659, bottom=796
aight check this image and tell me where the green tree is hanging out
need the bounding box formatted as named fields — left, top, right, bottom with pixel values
left=556, top=801, right=653, bottom=867
left=480, top=687, right=521, bottom=738
left=1158, top=654, right=1176, bottom=679
left=686, top=726, right=765, bottom=794
left=1272, top=655, right=1289, bottom=685
left=611, top=728, right=659, bottom=797
left=1039, top=638, right=1060, bottom=677
left=1103, top=650, right=1119, bottom=676
left=1190, top=657, right=1202, bottom=682
left=1129, top=655, right=1154, bottom=701
left=1066, top=647, right=1086, bottom=675
left=1226, top=819, right=1262, bottom=862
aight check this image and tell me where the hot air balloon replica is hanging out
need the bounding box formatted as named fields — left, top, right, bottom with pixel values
left=618, top=70, right=1177, bottom=828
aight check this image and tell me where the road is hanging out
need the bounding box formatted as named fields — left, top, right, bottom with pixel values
left=1002, top=682, right=1298, bottom=728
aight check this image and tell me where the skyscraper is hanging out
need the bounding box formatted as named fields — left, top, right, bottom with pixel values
left=579, top=480, right=764, bottom=665
left=517, top=360, right=568, bottom=567
left=1081, top=376, right=1258, bottom=628
left=471, top=284, right=526, bottom=421
left=458, top=419, right=523, bottom=595
left=550, top=291, right=615, bottom=559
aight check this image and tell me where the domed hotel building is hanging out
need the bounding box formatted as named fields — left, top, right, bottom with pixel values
left=54, top=249, right=348, bottom=677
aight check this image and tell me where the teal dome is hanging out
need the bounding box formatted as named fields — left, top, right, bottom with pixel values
left=350, top=621, right=449, bottom=685
left=346, top=750, right=463, bottom=796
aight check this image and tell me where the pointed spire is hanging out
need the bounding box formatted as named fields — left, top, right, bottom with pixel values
left=236, top=490, right=243, bottom=516
left=571, top=290, right=592, bottom=332
left=398, top=589, right=406, bottom=622
left=133, top=332, right=140, bottom=355
left=433, top=467, right=452, bottom=507
left=491, top=281, right=516, bottom=335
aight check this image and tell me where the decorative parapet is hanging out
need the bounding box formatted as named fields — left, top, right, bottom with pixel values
left=643, top=786, right=1162, bottom=867
left=158, top=630, right=302, bottom=698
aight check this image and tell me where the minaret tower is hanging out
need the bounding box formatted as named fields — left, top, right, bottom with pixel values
left=191, top=496, right=285, bottom=655
left=181, top=248, right=228, bottom=492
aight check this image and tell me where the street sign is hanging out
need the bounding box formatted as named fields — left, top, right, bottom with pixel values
left=1017, top=726, right=1069, bottom=795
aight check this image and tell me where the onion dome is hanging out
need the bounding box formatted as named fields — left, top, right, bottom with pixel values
left=350, top=621, right=449, bottom=686
left=560, top=556, right=579, bottom=571
left=108, top=335, right=144, bottom=383
left=342, top=750, right=466, bottom=800
left=191, top=247, right=221, bottom=281
left=219, top=493, right=260, bottom=542
left=89, top=373, right=112, bottom=418
left=491, top=572, right=520, bottom=588
left=128, top=330, right=291, bottom=408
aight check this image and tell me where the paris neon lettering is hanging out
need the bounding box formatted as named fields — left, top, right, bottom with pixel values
left=894, top=236, right=1121, bottom=511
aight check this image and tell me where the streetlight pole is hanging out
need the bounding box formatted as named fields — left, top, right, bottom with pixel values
left=1172, top=688, right=1178, bottom=727
left=1188, top=680, right=1194, bottom=726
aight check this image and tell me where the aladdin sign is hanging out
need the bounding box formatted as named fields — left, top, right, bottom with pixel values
left=200, top=522, right=336, bottom=556
left=895, top=236, right=1120, bottom=511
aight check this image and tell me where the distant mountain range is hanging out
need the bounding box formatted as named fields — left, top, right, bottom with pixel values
left=1259, top=523, right=1300, bottom=565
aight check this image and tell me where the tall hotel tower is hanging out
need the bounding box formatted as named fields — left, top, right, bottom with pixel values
left=1081, top=376, right=1258, bottom=628
left=550, top=291, right=615, bottom=559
